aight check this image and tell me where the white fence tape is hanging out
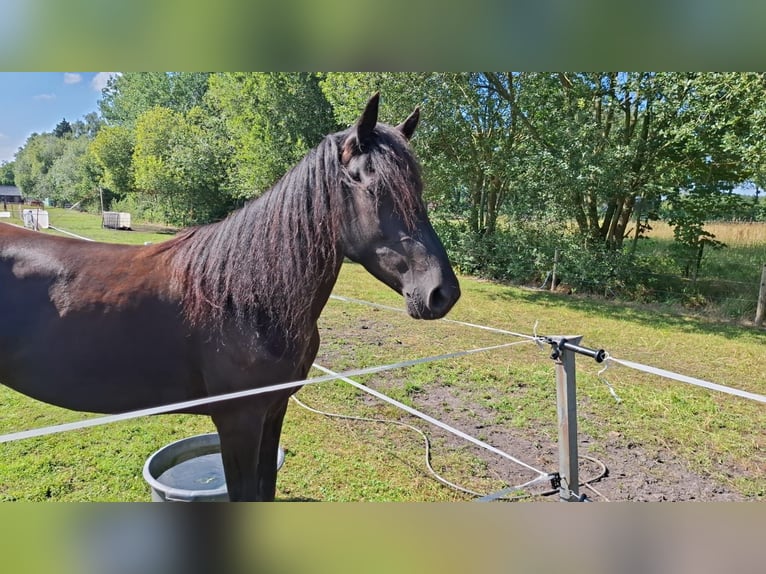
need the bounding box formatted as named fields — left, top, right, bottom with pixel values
left=607, top=356, right=766, bottom=405
left=0, top=341, right=523, bottom=444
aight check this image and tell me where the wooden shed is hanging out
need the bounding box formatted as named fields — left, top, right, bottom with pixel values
left=0, top=185, right=22, bottom=208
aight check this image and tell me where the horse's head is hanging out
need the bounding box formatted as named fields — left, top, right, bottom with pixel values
left=338, top=93, right=460, bottom=320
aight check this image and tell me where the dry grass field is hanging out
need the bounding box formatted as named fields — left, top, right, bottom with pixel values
left=645, top=220, right=766, bottom=246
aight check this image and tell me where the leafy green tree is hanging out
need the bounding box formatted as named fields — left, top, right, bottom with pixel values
left=206, top=72, right=338, bottom=198
left=89, top=125, right=135, bottom=196
left=0, top=160, right=14, bottom=186
left=99, top=73, right=211, bottom=126
left=13, top=133, right=68, bottom=197
left=72, top=112, right=104, bottom=138
left=479, top=73, right=758, bottom=249
left=46, top=137, right=100, bottom=206
left=132, top=106, right=231, bottom=225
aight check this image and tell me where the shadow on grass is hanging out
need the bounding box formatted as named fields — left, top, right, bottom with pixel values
left=131, top=224, right=180, bottom=235
left=335, top=260, right=764, bottom=342
left=490, top=286, right=766, bottom=343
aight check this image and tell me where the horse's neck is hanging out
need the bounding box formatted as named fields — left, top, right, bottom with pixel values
left=306, top=254, right=344, bottom=325
left=240, top=186, right=344, bottom=336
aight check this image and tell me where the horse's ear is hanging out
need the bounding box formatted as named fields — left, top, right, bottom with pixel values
left=355, top=92, right=380, bottom=148
left=396, top=106, right=420, bottom=140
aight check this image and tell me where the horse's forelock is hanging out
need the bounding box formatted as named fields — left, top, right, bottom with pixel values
left=341, top=124, right=425, bottom=230
left=368, top=126, right=424, bottom=230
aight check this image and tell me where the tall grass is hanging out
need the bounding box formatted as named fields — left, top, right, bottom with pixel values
left=646, top=220, right=766, bottom=245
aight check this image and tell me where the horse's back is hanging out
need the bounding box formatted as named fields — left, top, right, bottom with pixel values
left=0, top=222, right=205, bottom=413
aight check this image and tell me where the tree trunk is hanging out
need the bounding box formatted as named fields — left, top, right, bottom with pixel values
left=614, top=194, right=637, bottom=249
left=468, top=173, right=484, bottom=234
left=485, top=176, right=505, bottom=236
left=692, top=240, right=705, bottom=284
left=606, top=198, right=625, bottom=247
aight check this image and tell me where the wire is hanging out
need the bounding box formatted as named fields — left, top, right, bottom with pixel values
left=301, top=363, right=610, bottom=502
left=0, top=341, right=527, bottom=445
left=606, top=356, right=766, bottom=404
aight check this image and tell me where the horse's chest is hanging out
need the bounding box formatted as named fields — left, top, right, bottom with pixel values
left=198, top=327, right=319, bottom=395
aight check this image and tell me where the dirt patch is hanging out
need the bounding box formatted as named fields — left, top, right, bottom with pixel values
left=317, top=307, right=750, bottom=501
left=411, top=384, right=744, bottom=501
left=314, top=310, right=747, bottom=502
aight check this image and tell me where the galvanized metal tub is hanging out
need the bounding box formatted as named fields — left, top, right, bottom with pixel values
left=143, top=432, right=285, bottom=502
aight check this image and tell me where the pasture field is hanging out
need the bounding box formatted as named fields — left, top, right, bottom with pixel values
left=645, top=220, right=766, bottom=245
left=0, top=209, right=763, bottom=501
left=634, top=220, right=766, bottom=320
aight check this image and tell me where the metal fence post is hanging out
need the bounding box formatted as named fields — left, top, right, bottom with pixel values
left=756, top=263, right=766, bottom=327
left=551, top=335, right=582, bottom=502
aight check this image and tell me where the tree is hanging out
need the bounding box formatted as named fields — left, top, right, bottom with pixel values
left=99, top=72, right=211, bottom=126
left=206, top=73, right=339, bottom=198
left=0, top=161, right=14, bottom=186
left=71, top=112, right=104, bottom=138
left=13, top=133, right=68, bottom=197
left=89, top=125, right=135, bottom=196
left=53, top=118, right=73, bottom=138
left=132, top=106, right=232, bottom=225
left=46, top=137, right=100, bottom=206
left=475, top=73, right=758, bottom=250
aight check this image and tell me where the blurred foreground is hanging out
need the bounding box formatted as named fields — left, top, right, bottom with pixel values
left=0, top=504, right=760, bottom=574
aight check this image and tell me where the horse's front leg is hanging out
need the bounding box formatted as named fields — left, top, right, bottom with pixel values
left=255, top=397, right=291, bottom=501
left=212, top=403, right=268, bottom=502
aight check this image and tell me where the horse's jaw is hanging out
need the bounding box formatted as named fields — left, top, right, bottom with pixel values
left=351, top=245, right=461, bottom=320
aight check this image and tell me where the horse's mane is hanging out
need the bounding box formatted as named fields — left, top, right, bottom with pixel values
left=167, top=124, right=424, bottom=345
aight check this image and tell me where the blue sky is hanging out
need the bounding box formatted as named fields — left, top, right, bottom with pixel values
left=0, top=72, right=116, bottom=164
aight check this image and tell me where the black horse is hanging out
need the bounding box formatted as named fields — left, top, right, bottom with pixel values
left=0, top=93, right=460, bottom=501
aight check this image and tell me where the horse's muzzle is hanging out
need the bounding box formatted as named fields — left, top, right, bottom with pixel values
left=405, top=280, right=460, bottom=320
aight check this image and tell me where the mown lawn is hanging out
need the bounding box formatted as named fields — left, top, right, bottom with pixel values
left=0, top=209, right=763, bottom=501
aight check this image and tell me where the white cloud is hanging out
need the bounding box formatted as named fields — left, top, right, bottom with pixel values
left=64, top=73, right=82, bottom=85
left=91, top=72, right=120, bottom=92
left=33, top=93, right=56, bottom=101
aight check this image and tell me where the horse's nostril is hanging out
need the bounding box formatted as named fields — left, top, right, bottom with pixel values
left=428, top=287, right=454, bottom=316
left=429, top=287, right=447, bottom=312
left=426, top=282, right=460, bottom=318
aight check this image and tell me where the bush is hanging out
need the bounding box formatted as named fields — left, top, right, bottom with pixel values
left=433, top=217, right=563, bottom=286
left=432, top=216, right=655, bottom=298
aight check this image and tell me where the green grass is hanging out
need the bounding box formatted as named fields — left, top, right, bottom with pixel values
left=23, top=206, right=177, bottom=245
left=633, top=221, right=765, bottom=320
left=1, top=209, right=764, bottom=500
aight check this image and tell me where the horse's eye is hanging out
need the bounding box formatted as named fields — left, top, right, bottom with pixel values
left=348, top=157, right=375, bottom=186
